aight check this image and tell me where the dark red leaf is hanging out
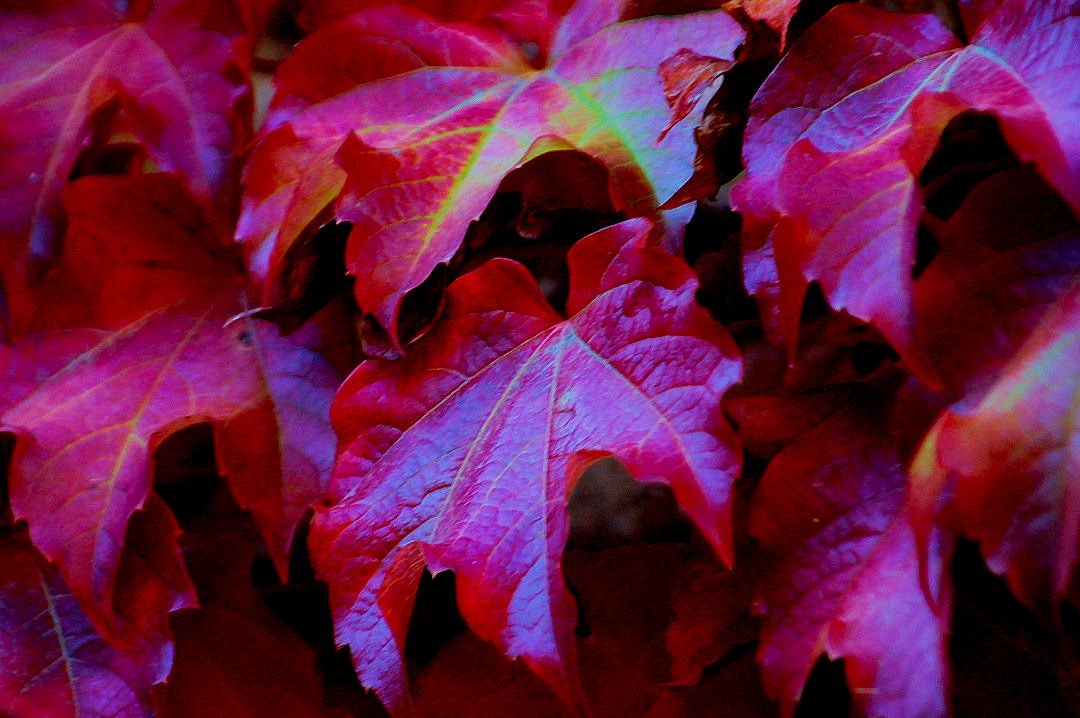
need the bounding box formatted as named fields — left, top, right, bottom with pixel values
left=157, top=499, right=349, bottom=718
left=414, top=541, right=759, bottom=718
left=415, top=632, right=571, bottom=718
left=913, top=164, right=1080, bottom=403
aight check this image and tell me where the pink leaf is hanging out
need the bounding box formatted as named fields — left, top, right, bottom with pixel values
left=309, top=218, right=741, bottom=715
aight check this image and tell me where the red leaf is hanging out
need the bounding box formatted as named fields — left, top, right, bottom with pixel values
left=296, top=0, right=568, bottom=51
left=0, top=0, right=249, bottom=270
left=0, top=498, right=194, bottom=718
left=242, top=2, right=744, bottom=339
left=2, top=175, right=338, bottom=635
left=309, top=218, right=741, bottom=715
left=723, top=0, right=801, bottom=45
left=238, top=5, right=527, bottom=305
left=657, top=49, right=734, bottom=143
left=733, top=1, right=1080, bottom=380
left=910, top=278, right=1080, bottom=608
left=743, top=385, right=952, bottom=718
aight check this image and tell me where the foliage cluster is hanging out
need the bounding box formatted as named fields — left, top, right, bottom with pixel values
left=1, top=1, right=1078, bottom=716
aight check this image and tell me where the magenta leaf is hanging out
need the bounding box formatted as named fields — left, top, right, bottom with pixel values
left=0, top=0, right=249, bottom=271
left=733, top=1, right=1080, bottom=379
left=309, top=218, right=741, bottom=714
left=241, top=1, right=744, bottom=338
left=2, top=175, right=338, bottom=636
left=737, top=385, right=952, bottom=718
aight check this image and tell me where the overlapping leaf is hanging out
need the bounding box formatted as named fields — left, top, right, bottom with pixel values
left=912, top=164, right=1080, bottom=403
left=241, top=0, right=744, bottom=338
left=910, top=279, right=1080, bottom=609
left=0, top=0, right=249, bottom=278
left=309, top=218, right=742, bottom=714
left=730, top=384, right=951, bottom=718
left=723, top=0, right=801, bottom=44
left=414, top=542, right=762, bottom=718
left=733, top=0, right=1080, bottom=378
left=0, top=497, right=194, bottom=718
left=157, top=495, right=349, bottom=718
left=2, top=175, right=338, bottom=638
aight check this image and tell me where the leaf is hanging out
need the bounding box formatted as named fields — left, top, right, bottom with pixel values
left=913, top=164, right=1080, bottom=403
left=733, top=1, right=1080, bottom=380
left=415, top=632, right=572, bottom=718
left=643, top=649, right=775, bottom=718
left=238, top=4, right=527, bottom=303
left=723, top=0, right=801, bottom=45
left=568, top=543, right=755, bottom=714
left=2, top=175, right=338, bottom=637
left=657, top=49, right=734, bottom=143
left=0, top=498, right=194, bottom=718
left=295, top=0, right=568, bottom=49
left=0, top=329, right=107, bottom=415
left=156, top=495, right=349, bottom=718
left=737, top=384, right=952, bottom=718
left=910, top=278, right=1080, bottom=609
left=242, top=1, right=744, bottom=339
left=309, top=218, right=742, bottom=715
left=413, top=541, right=759, bottom=718
left=0, top=0, right=249, bottom=271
